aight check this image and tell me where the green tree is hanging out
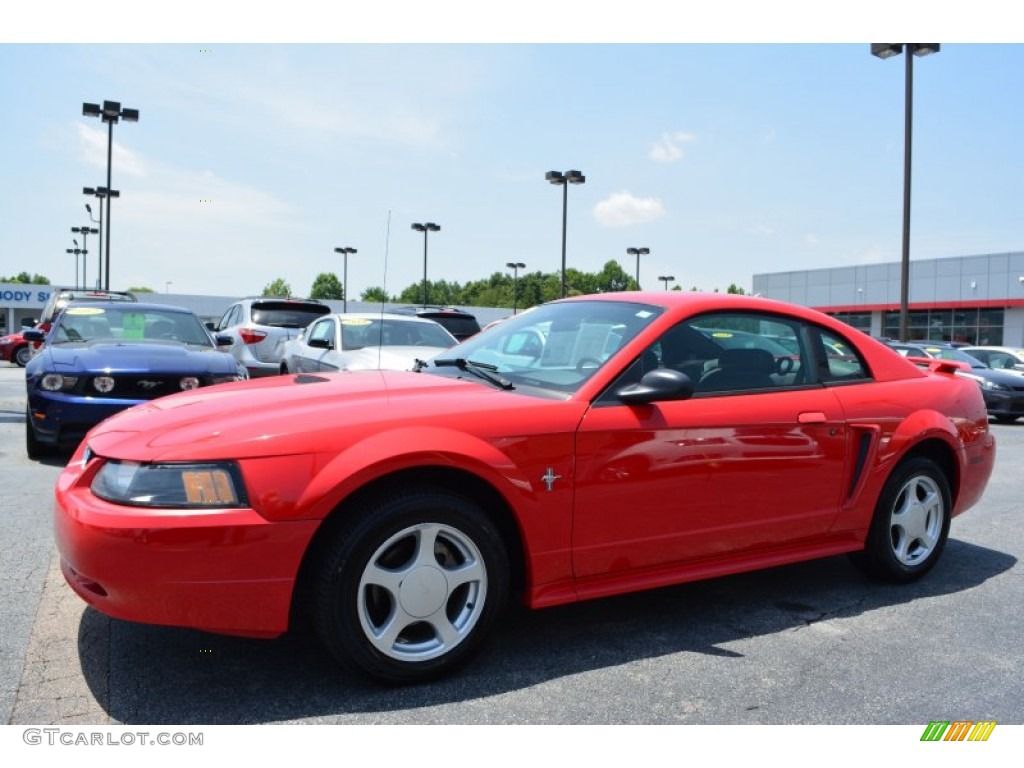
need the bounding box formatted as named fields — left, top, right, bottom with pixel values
left=262, top=278, right=292, bottom=297
left=1, top=272, right=50, bottom=284
left=309, top=272, right=344, bottom=300
left=594, top=260, right=634, bottom=293
left=726, top=283, right=747, bottom=295
left=361, top=286, right=390, bottom=303
left=128, top=285, right=155, bottom=293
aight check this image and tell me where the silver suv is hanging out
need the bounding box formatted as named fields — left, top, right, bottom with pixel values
left=213, top=297, right=330, bottom=377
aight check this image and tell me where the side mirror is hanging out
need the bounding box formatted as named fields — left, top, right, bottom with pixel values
left=215, top=334, right=233, bottom=347
left=23, top=329, right=46, bottom=343
left=205, top=321, right=217, bottom=331
left=618, top=368, right=695, bottom=405
left=307, top=337, right=334, bottom=350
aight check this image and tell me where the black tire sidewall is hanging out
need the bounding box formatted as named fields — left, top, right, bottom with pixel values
left=314, top=487, right=508, bottom=683
left=863, top=457, right=951, bottom=583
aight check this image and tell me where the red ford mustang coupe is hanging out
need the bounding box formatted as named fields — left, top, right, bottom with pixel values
left=53, top=293, right=995, bottom=682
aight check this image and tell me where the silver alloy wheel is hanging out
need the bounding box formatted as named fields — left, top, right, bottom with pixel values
left=357, top=522, right=488, bottom=663
left=888, top=474, right=944, bottom=566
left=15, top=346, right=31, bottom=367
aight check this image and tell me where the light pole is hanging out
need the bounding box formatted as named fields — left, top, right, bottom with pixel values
left=870, top=43, right=939, bottom=342
left=627, top=247, right=649, bottom=289
left=334, top=247, right=357, bottom=312
left=71, top=226, right=98, bottom=290
left=545, top=170, right=585, bottom=298
left=411, top=223, right=440, bottom=308
left=66, top=246, right=83, bottom=290
left=82, top=100, right=139, bottom=290
left=166, top=281, right=173, bottom=294
left=506, top=261, right=526, bottom=314
left=658, top=275, right=675, bottom=291
left=83, top=190, right=104, bottom=288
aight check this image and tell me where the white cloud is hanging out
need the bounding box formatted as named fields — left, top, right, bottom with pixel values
left=76, top=123, right=147, bottom=178
left=805, top=233, right=819, bottom=246
left=648, top=132, right=696, bottom=164
left=593, top=191, right=666, bottom=227
left=753, top=224, right=775, bottom=235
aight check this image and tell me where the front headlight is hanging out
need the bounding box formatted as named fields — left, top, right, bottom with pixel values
left=92, top=460, right=248, bottom=508
left=982, top=379, right=1009, bottom=391
left=41, top=373, right=78, bottom=392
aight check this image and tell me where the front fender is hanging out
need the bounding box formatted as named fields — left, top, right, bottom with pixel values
left=294, top=425, right=543, bottom=522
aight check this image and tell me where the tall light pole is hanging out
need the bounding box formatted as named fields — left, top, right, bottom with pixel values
left=626, top=247, right=649, bottom=289
left=411, top=222, right=440, bottom=308
left=870, top=43, right=939, bottom=342
left=506, top=261, right=526, bottom=314
left=658, top=275, right=675, bottom=291
left=165, top=281, right=173, bottom=294
left=83, top=189, right=104, bottom=288
left=66, top=246, right=83, bottom=290
left=71, top=226, right=98, bottom=290
left=334, top=246, right=357, bottom=312
left=83, top=186, right=118, bottom=288
left=545, top=170, right=585, bottom=298
left=83, top=100, right=139, bottom=290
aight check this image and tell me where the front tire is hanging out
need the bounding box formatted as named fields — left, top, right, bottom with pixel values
left=313, top=486, right=508, bottom=683
left=851, top=457, right=951, bottom=583
left=25, top=409, right=52, bottom=460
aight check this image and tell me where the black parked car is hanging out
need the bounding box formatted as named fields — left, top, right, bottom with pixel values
left=886, top=341, right=1024, bottom=423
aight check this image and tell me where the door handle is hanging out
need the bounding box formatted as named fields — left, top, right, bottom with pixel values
left=798, top=411, right=827, bottom=424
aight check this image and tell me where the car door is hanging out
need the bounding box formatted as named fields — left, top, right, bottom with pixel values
left=298, top=317, right=336, bottom=373
left=572, top=312, right=850, bottom=579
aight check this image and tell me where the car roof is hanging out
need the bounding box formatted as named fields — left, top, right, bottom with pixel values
left=329, top=312, right=451, bottom=323
left=58, top=301, right=198, bottom=315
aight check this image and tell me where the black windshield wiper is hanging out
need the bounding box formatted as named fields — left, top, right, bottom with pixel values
left=430, top=358, right=515, bottom=390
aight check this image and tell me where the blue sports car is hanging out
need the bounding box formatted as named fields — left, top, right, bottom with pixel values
left=24, top=302, right=248, bottom=458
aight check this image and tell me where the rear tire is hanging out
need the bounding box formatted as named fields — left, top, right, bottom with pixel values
left=850, top=457, right=951, bottom=583
left=312, top=486, right=508, bottom=683
left=14, top=345, right=31, bottom=367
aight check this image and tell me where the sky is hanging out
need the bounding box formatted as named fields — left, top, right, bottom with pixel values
left=2, top=4, right=1021, bottom=302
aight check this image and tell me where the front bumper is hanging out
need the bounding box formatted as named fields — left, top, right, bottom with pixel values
left=982, top=388, right=1024, bottom=419
left=28, top=391, right=140, bottom=449
left=54, top=453, right=319, bottom=637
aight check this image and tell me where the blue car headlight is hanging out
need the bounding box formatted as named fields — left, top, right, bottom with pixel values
left=40, top=373, right=78, bottom=392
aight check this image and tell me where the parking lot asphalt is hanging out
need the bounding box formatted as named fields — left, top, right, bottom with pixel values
left=1, top=362, right=1022, bottom=726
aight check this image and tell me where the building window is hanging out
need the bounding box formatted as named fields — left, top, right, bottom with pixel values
left=830, top=312, right=871, bottom=332
left=881, top=308, right=1003, bottom=345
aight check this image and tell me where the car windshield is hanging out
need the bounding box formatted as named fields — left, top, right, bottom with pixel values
left=340, top=317, right=456, bottom=349
left=423, top=299, right=664, bottom=395
left=920, top=346, right=987, bottom=367
left=53, top=306, right=214, bottom=346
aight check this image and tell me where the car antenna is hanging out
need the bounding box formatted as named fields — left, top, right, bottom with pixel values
left=378, top=209, right=392, bottom=369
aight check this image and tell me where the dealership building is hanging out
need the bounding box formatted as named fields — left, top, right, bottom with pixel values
left=753, top=251, right=1024, bottom=346
left=4, top=250, right=1024, bottom=346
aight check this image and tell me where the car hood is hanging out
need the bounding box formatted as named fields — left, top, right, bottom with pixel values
left=336, top=345, right=448, bottom=371
left=961, top=366, right=1024, bottom=386
left=36, top=341, right=239, bottom=374
left=83, top=369, right=576, bottom=462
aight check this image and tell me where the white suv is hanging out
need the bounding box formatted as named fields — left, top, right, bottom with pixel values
left=213, top=297, right=331, bottom=377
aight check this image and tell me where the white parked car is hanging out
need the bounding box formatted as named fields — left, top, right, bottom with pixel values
left=280, top=312, right=458, bottom=374
left=959, top=346, right=1024, bottom=374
